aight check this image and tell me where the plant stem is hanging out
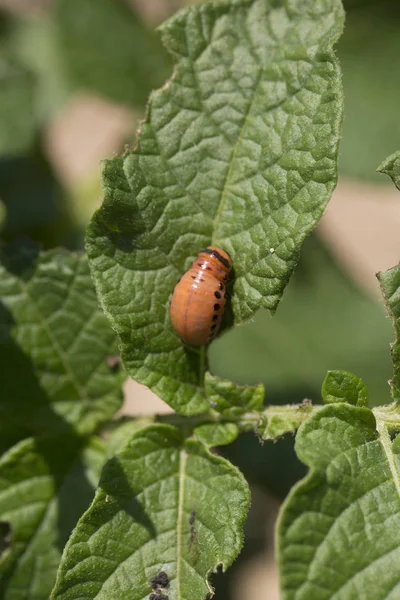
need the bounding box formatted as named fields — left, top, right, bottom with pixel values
left=373, top=403, right=400, bottom=431
left=198, top=346, right=206, bottom=388
left=154, top=402, right=321, bottom=437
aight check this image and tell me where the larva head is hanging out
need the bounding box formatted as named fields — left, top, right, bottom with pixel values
left=197, top=246, right=232, bottom=281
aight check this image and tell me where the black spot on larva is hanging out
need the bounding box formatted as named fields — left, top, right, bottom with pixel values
left=223, top=275, right=229, bottom=281
left=211, top=324, right=217, bottom=330
left=191, top=275, right=196, bottom=279
left=224, top=293, right=227, bottom=299
left=197, top=263, right=203, bottom=267
left=200, top=278, right=205, bottom=282
left=214, top=303, right=220, bottom=311
left=150, top=571, right=169, bottom=589
left=206, top=266, right=212, bottom=271
left=219, top=282, right=224, bottom=290
left=212, top=314, right=218, bottom=322
left=214, top=291, right=221, bottom=299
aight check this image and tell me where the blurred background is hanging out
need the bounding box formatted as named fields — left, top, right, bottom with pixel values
left=0, top=0, right=399, bottom=597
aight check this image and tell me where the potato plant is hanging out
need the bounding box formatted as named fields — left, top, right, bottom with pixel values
left=1, top=1, right=400, bottom=599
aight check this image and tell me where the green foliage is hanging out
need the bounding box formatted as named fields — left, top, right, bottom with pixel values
left=0, top=436, right=105, bottom=599
left=3, top=1, right=400, bottom=599
left=0, top=246, right=123, bottom=436
left=205, top=372, right=264, bottom=418
left=106, top=418, right=154, bottom=456
left=322, top=369, right=369, bottom=406
left=378, top=264, right=400, bottom=402
left=210, top=235, right=393, bottom=407
left=87, top=0, right=344, bottom=415
left=376, top=153, right=400, bottom=403
left=54, top=0, right=171, bottom=107
left=194, top=422, right=239, bottom=446
left=278, top=402, right=400, bottom=599
left=377, top=150, right=400, bottom=190
left=51, top=425, right=250, bottom=600
left=258, top=401, right=316, bottom=440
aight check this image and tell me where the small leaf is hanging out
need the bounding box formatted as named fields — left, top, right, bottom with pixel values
left=321, top=369, right=369, bottom=406
left=106, top=418, right=154, bottom=456
left=258, top=401, right=315, bottom=441
left=194, top=422, right=239, bottom=447
left=278, top=403, right=400, bottom=599
left=0, top=246, right=124, bottom=435
left=51, top=424, right=250, bottom=600
left=377, top=150, right=400, bottom=190
left=0, top=436, right=105, bottom=600
left=377, top=264, right=400, bottom=402
left=87, top=0, right=344, bottom=415
left=54, top=0, right=171, bottom=107
left=205, top=372, right=264, bottom=417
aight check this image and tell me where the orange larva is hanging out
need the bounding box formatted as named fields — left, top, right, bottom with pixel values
left=170, top=246, right=232, bottom=346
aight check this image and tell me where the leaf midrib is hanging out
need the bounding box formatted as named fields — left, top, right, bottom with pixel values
left=176, top=447, right=188, bottom=600
left=209, top=9, right=310, bottom=245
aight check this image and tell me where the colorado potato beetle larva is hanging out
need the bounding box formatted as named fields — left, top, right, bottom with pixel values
left=170, top=246, right=232, bottom=346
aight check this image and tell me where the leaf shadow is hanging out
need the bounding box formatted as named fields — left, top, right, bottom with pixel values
left=99, top=456, right=157, bottom=538
left=0, top=143, right=78, bottom=250
left=33, top=435, right=98, bottom=554
left=0, top=301, right=80, bottom=437
left=0, top=255, right=107, bottom=574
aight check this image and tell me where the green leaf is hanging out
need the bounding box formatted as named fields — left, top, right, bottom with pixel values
left=205, top=372, right=264, bottom=418
left=278, top=403, right=400, bottom=599
left=51, top=424, right=250, bottom=600
left=321, top=369, right=369, bottom=406
left=258, top=401, right=316, bottom=440
left=87, top=0, right=344, bottom=415
left=0, top=436, right=105, bottom=600
left=377, top=150, right=400, bottom=190
left=54, top=0, right=171, bottom=108
left=0, top=49, right=36, bottom=156
left=377, top=264, right=400, bottom=402
left=194, top=422, right=239, bottom=446
left=0, top=246, right=124, bottom=435
left=106, top=418, right=154, bottom=457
